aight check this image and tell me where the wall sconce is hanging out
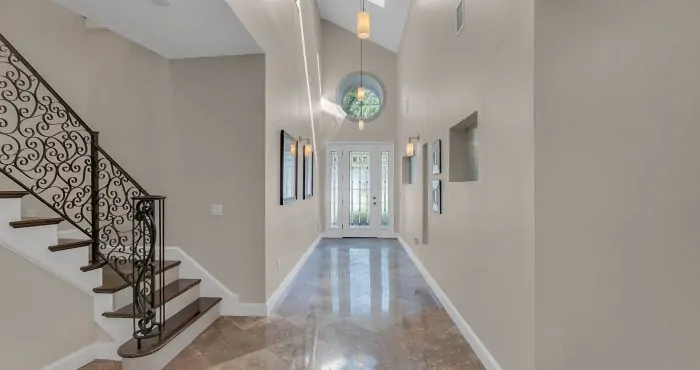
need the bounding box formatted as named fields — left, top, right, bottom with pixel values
left=406, top=135, right=420, bottom=157
left=290, top=139, right=297, bottom=156
left=299, top=137, right=313, bottom=157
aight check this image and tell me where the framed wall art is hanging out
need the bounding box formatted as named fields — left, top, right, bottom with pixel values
left=280, top=130, right=298, bottom=205
left=431, top=139, right=442, bottom=175
left=303, top=147, right=314, bottom=199
left=432, top=180, right=442, bottom=214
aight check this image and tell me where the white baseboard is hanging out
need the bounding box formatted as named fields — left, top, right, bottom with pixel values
left=164, top=247, right=240, bottom=316
left=397, top=236, right=502, bottom=370
left=94, top=342, right=121, bottom=361
left=40, top=343, right=99, bottom=370
left=234, top=302, right=268, bottom=317
left=266, top=235, right=322, bottom=316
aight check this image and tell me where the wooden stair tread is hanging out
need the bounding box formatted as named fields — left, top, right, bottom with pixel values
left=49, top=239, right=92, bottom=252
left=103, top=279, right=201, bottom=318
left=10, top=217, right=64, bottom=228
left=0, top=191, right=29, bottom=198
left=94, top=260, right=181, bottom=294
left=117, top=297, right=222, bottom=358
left=80, top=260, right=107, bottom=272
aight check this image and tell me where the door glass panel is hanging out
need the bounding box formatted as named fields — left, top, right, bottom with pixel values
left=349, top=151, right=371, bottom=228
left=381, top=151, right=390, bottom=229
left=330, top=151, right=340, bottom=229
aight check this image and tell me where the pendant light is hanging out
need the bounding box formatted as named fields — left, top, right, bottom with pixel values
left=357, top=0, right=370, bottom=40
left=357, top=86, right=366, bottom=102
left=358, top=119, right=365, bottom=131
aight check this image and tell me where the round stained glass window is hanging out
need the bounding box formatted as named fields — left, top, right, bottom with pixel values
left=336, top=73, right=385, bottom=122
left=341, top=87, right=381, bottom=121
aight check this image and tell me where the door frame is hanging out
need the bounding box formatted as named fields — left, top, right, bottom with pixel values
left=324, top=141, right=395, bottom=238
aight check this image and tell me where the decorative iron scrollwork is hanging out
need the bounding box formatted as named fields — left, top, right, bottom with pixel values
left=132, top=198, right=161, bottom=340
left=0, top=34, right=151, bottom=283
left=0, top=34, right=93, bottom=235
left=97, top=148, right=146, bottom=272
left=0, top=32, right=168, bottom=348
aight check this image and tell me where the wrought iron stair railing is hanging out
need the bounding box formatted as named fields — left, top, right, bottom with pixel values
left=132, top=196, right=166, bottom=346
left=0, top=32, right=147, bottom=283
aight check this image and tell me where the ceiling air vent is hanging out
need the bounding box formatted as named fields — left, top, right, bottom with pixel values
left=456, top=0, right=465, bottom=36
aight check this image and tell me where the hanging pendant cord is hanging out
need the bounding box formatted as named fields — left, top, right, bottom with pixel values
left=359, top=0, right=365, bottom=118
left=360, top=40, right=363, bottom=87
left=360, top=0, right=364, bottom=88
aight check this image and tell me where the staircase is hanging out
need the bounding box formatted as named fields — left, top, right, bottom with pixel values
left=0, top=33, right=222, bottom=369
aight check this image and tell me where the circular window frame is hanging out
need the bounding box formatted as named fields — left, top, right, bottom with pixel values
left=336, top=72, right=386, bottom=123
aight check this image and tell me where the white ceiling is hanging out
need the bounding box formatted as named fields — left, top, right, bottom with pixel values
left=317, top=0, right=410, bottom=52
left=55, top=0, right=262, bottom=59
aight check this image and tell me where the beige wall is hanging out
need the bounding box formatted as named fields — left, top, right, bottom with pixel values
left=397, top=0, right=535, bottom=369
left=60, top=17, right=267, bottom=304
left=1, top=0, right=323, bottom=308
left=0, top=0, right=321, bottom=365
left=534, top=1, right=700, bottom=369
left=0, top=248, right=95, bottom=370
left=262, top=0, right=322, bottom=299
left=0, top=1, right=99, bottom=368
left=218, top=0, right=323, bottom=299
left=165, top=56, right=267, bottom=303
left=1, top=0, right=269, bottom=307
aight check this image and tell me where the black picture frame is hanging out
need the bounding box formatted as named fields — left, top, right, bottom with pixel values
left=280, top=130, right=298, bottom=205
left=303, top=150, right=314, bottom=199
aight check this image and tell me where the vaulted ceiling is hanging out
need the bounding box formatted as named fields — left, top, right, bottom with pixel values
left=54, top=0, right=409, bottom=58
left=316, top=0, right=410, bottom=52
left=56, top=0, right=262, bottom=59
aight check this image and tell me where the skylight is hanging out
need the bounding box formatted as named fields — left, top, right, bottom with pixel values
left=368, top=0, right=385, bottom=8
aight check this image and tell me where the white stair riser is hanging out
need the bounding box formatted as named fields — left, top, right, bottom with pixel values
left=122, top=302, right=220, bottom=370
left=0, top=222, right=99, bottom=294
left=7, top=224, right=59, bottom=247
left=111, top=266, right=180, bottom=310
left=0, top=198, right=21, bottom=223
left=110, top=285, right=200, bottom=326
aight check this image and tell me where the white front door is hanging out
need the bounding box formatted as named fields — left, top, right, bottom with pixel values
left=325, top=143, right=394, bottom=238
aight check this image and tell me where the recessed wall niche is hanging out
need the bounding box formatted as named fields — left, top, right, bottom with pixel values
left=449, top=111, right=479, bottom=182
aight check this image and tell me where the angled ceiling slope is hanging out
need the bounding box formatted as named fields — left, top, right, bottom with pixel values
left=56, top=0, right=262, bottom=59
left=317, top=0, right=410, bottom=52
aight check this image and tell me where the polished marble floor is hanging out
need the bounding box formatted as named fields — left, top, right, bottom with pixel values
left=81, top=238, right=484, bottom=370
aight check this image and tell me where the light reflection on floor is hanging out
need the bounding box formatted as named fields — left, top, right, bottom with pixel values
left=81, top=238, right=485, bottom=370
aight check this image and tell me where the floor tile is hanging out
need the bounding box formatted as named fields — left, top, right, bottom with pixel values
left=85, top=238, right=485, bottom=370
